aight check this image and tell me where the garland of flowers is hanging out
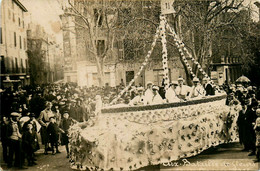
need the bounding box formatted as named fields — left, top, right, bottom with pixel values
left=103, top=94, right=226, bottom=113
left=110, top=27, right=160, bottom=105
left=160, top=15, right=170, bottom=89
left=166, top=23, right=215, bottom=85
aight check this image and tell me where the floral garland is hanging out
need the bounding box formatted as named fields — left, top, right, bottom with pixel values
left=103, top=94, right=226, bottom=113
left=109, top=27, right=160, bottom=105
left=166, top=23, right=215, bottom=86
left=160, top=15, right=170, bottom=89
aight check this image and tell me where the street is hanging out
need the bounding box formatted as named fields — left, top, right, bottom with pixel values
left=1, top=143, right=259, bottom=171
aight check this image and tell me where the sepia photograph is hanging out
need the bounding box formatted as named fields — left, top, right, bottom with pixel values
left=0, top=0, right=260, bottom=170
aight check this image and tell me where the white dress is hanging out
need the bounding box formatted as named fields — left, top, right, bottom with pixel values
left=165, top=88, right=179, bottom=102
left=144, top=89, right=153, bottom=105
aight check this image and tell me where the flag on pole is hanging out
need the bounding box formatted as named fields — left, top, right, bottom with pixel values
left=161, top=0, right=175, bottom=15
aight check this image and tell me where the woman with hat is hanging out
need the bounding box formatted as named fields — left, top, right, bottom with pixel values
left=129, top=87, right=147, bottom=106
left=38, top=101, right=55, bottom=155
left=144, top=81, right=154, bottom=105
left=165, top=82, right=179, bottom=103
left=151, top=85, right=164, bottom=105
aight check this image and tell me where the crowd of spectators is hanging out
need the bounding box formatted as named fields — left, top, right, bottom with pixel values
left=0, top=80, right=259, bottom=168
left=223, top=83, right=260, bottom=162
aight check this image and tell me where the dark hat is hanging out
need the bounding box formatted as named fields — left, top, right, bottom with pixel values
left=30, top=113, right=36, bottom=117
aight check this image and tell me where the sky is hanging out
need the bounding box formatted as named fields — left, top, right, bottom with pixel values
left=20, top=0, right=64, bottom=45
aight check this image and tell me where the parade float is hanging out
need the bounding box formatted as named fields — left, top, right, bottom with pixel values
left=68, top=2, right=241, bottom=171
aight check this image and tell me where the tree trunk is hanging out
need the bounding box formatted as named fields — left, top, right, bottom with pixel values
left=95, top=56, right=105, bottom=87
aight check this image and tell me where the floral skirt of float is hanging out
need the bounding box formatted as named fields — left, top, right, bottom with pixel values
left=69, top=94, right=241, bottom=171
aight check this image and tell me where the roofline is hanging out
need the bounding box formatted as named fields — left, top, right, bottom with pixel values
left=13, top=0, right=28, bottom=12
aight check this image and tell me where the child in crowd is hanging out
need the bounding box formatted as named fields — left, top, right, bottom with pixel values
left=22, top=123, right=37, bottom=166
left=254, top=109, right=260, bottom=162
left=60, top=111, right=73, bottom=158
left=47, top=117, right=61, bottom=155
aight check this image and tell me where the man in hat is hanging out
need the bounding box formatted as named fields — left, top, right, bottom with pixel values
left=175, top=77, right=191, bottom=101
left=145, top=81, right=154, bottom=105
left=242, top=98, right=258, bottom=156
left=129, top=87, right=147, bottom=106
left=68, top=99, right=78, bottom=121
left=165, top=82, right=179, bottom=103
left=7, top=112, right=26, bottom=169
left=151, top=85, right=164, bottom=105
left=190, top=77, right=205, bottom=98
left=202, top=77, right=215, bottom=96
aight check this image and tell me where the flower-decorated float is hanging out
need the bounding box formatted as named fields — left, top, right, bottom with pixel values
left=68, top=3, right=241, bottom=171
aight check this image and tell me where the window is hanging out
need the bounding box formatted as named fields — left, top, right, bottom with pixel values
left=19, top=36, right=22, bottom=49
left=117, top=39, right=124, bottom=60
left=124, top=39, right=135, bottom=60
left=92, top=73, right=99, bottom=86
left=1, top=56, right=5, bottom=73
left=8, top=9, right=11, bottom=19
left=94, top=9, right=103, bottom=27
left=15, top=57, right=18, bottom=73
left=24, top=38, right=26, bottom=50
left=126, top=71, right=134, bottom=85
left=11, top=58, right=15, bottom=73
left=18, top=18, right=21, bottom=26
left=0, top=27, right=2, bottom=44
left=104, top=72, right=110, bottom=86
left=67, top=76, right=71, bottom=82
left=13, top=13, right=15, bottom=22
left=23, top=21, right=24, bottom=28
left=14, top=32, right=16, bottom=47
left=96, top=40, right=105, bottom=56
left=25, top=59, right=28, bottom=73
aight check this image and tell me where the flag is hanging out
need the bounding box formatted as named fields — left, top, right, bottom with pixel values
left=161, top=0, right=175, bottom=15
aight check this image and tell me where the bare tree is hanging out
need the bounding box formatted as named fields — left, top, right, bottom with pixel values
left=169, top=0, right=245, bottom=85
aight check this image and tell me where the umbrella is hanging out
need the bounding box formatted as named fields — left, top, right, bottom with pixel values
left=236, top=75, right=251, bottom=83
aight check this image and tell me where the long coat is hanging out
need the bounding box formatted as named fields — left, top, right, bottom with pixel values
left=38, top=109, right=55, bottom=144
left=244, top=107, right=257, bottom=150
left=60, top=118, right=73, bottom=145
left=237, top=109, right=247, bottom=145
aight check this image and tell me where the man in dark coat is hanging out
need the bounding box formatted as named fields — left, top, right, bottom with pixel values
left=244, top=99, right=258, bottom=156
left=0, top=116, right=10, bottom=163
left=30, top=93, right=45, bottom=118
left=237, top=104, right=248, bottom=150
left=6, top=112, right=27, bottom=169
left=202, top=78, right=215, bottom=96
left=47, top=117, right=60, bottom=155
left=22, top=123, right=37, bottom=166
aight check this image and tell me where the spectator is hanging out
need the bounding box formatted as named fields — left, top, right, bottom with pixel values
left=47, top=117, right=61, bottom=155
left=60, top=111, right=73, bottom=158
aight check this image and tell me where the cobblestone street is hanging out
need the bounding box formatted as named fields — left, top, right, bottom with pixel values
left=1, top=143, right=259, bottom=171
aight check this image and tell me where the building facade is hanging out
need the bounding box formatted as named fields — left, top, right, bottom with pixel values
left=61, top=1, right=186, bottom=87
left=0, top=0, right=29, bottom=88
left=27, top=23, right=63, bottom=85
